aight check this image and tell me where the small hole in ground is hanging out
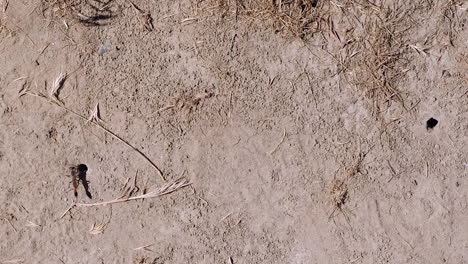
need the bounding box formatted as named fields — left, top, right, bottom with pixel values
left=426, top=118, right=438, bottom=129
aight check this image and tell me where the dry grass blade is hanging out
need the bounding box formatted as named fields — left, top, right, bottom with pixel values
left=206, top=0, right=327, bottom=39
left=268, top=128, right=286, bottom=155
left=157, top=104, right=176, bottom=113
left=90, top=118, right=164, bottom=180
left=22, top=90, right=165, bottom=181
left=88, top=103, right=103, bottom=123
left=76, top=177, right=191, bottom=207
left=11, top=76, right=27, bottom=83
left=328, top=149, right=369, bottom=222
left=1, top=259, right=24, bottom=264
left=89, top=222, right=108, bottom=235
left=59, top=204, right=76, bottom=219
left=25, top=221, right=40, bottom=228
left=1, top=214, right=17, bottom=233
left=50, top=72, right=67, bottom=102
left=133, top=244, right=154, bottom=251
left=180, top=17, right=198, bottom=23
left=118, top=171, right=139, bottom=199
left=409, top=45, right=428, bottom=56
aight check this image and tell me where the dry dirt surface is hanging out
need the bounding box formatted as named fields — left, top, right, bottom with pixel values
left=1, top=0, right=467, bottom=263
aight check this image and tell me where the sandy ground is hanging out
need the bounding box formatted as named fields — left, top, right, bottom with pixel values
left=1, top=0, right=467, bottom=263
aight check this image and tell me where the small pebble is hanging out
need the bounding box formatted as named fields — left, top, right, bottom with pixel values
left=98, top=44, right=111, bottom=55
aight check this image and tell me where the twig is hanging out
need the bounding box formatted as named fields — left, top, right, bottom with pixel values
left=386, top=160, right=396, bottom=183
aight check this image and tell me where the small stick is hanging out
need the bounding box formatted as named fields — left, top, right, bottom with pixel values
left=157, top=104, right=176, bottom=113
left=191, top=186, right=209, bottom=205
left=349, top=256, right=362, bottom=263
left=221, top=212, right=233, bottom=221
left=456, top=88, right=467, bottom=100
left=59, top=204, right=76, bottom=219
left=38, top=43, right=50, bottom=55
left=268, top=128, right=286, bottom=155
left=126, top=0, right=142, bottom=12
left=233, top=217, right=242, bottom=227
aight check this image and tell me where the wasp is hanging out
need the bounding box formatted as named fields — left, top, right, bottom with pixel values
left=70, top=164, right=92, bottom=198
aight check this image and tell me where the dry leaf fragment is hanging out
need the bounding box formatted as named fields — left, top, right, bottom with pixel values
left=88, top=103, right=103, bottom=123
left=50, top=72, right=67, bottom=102
left=89, top=222, right=108, bottom=235
left=25, top=221, right=40, bottom=228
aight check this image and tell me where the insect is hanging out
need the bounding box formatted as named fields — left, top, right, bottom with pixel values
left=70, top=164, right=92, bottom=198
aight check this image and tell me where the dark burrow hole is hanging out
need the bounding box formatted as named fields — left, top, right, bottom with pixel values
left=426, top=118, right=438, bottom=129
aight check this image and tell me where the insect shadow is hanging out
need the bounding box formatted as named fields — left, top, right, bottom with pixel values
left=71, top=164, right=92, bottom=199
left=71, top=0, right=119, bottom=26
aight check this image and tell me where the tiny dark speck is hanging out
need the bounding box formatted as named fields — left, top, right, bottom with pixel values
left=426, top=118, right=438, bottom=129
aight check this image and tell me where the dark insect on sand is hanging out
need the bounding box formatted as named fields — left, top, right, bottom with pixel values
left=71, top=164, right=92, bottom=199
